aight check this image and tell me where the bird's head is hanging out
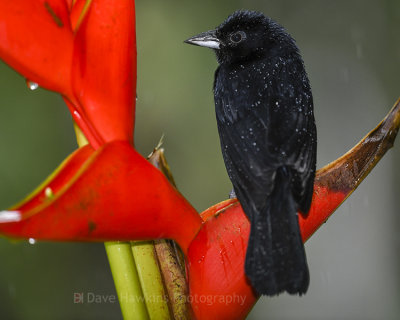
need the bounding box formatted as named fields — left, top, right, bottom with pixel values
left=185, top=10, right=297, bottom=65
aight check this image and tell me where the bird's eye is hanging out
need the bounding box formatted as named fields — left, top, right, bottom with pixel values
left=230, top=31, right=246, bottom=44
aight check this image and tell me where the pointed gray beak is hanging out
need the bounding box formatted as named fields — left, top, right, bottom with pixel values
left=184, top=30, right=220, bottom=49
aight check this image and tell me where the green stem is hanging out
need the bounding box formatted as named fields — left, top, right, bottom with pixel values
left=131, top=241, right=171, bottom=319
left=105, top=242, right=150, bottom=320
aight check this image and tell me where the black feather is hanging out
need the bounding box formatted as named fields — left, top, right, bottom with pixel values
left=185, top=10, right=317, bottom=296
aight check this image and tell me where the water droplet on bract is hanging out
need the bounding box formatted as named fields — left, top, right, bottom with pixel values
left=26, top=80, right=39, bottom=91
left=45, top=187, right=54, bottom=199
left=0, top=210, right=21, bottom=222
left=28, top=238, right=36, bottom=245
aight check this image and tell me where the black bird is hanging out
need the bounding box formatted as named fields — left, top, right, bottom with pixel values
left=185, top=10, right=317, bottom=296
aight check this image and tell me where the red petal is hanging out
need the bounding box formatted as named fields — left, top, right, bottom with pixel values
left=0, top=0, right=73, bottom=95
left=0, top=141, right=202, bottom=253
left=72, top=0, right=136, bottom=144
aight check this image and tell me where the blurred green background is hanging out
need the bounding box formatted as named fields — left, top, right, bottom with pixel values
left=1, top=0, right=399, bottom=319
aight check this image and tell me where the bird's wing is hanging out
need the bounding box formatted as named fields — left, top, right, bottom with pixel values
left=215, top=58, right=316, bottom=216
left=273, top=61, right=316, bottom=215
left=216, top=101, right=278, bottom=216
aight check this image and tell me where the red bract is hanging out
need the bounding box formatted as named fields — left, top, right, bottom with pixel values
left=0, top=0, right=203, bottom=248
left=71, top=0, right=136, bottom=145
left=1, top=141, right=202, bottom=253
left=1, top=1, right=399, bottom=319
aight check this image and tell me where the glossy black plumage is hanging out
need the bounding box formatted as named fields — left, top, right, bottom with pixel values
left=185, top=10, right=316, bottom=296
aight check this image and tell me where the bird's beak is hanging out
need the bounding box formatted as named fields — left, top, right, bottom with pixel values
left=184, top=30, right=220, bottom=49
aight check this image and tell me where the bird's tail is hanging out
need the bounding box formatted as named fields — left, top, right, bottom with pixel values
left=244, top=167, right=309, bottom=296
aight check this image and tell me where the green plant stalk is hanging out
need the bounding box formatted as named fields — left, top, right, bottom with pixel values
left=105, top=241, right=150, bottom=320
left=73, top=123, right=152, bottom=320
left=131, top=241, right=171, bottom=319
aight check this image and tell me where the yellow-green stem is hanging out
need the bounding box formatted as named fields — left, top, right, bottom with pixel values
left=105, top=242, right=150, bottom=320
left=131, top=241, right=171, bottom=319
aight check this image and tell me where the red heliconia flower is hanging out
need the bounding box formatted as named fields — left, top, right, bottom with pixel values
left=0, top=1, right=399, bottom=319
left=0, top=0, right=203, bottom=252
